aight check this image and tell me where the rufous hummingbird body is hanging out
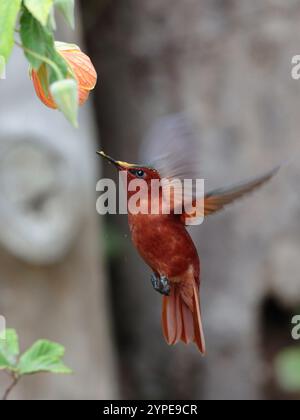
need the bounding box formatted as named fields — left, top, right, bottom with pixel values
left=98, top=114, right=279, bottom=354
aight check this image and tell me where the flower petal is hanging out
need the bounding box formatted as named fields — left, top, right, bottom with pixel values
left=31, top=66, right=57, bottom=109
left=59, top=49, right=97, bottom=90
left=78, top=86, right=90, bottom=106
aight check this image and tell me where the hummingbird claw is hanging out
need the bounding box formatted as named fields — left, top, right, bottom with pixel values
left=151, top=274, right=171, bottom=296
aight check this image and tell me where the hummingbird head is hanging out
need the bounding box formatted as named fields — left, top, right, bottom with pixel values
left=97, top=151, right=161, bottom=185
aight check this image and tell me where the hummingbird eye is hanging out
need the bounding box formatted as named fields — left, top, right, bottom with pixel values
left=130, top=169, right=145, bottom=178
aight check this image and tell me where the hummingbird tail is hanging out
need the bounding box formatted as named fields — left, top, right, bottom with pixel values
left=161, top=277, right=206, bottom=354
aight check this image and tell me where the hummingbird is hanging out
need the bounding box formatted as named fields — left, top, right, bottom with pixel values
left=98, top=114, right=280, bottom=354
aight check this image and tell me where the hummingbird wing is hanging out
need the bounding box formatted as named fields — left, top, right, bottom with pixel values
left=140, top=113, right=203, bottom=181
left=140, top=113, right=203, bottom=211
left=140, top=114, right=280, bottom=222
left=181, top=166, right=280, bottom=224
left=203, top=166, right=280, bottom=215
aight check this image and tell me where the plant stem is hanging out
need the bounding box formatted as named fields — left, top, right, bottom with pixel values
left=2, top=373, right=19, bottom=401
left=14, top=41, right=64, bottom=80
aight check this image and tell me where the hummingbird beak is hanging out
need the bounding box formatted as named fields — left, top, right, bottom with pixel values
left=97, top=151, right=120, bottom=168
left=97, top=150, right=138, bottom=170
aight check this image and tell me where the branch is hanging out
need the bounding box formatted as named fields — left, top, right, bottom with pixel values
left=2, top=373, right=20, bottom=401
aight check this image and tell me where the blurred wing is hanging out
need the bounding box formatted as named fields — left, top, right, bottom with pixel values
left=140, top=113, right=203, bottom=181
left=140, top=115, right=280, bottom=222
left=182, top=166, right=280, bottom=224
left=140, top=113, right=202, bottom=211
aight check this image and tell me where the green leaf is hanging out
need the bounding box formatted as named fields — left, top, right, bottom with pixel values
left=0, top=0, right=22, bottom=61
left=20, top=8, right=49, bottom=69
left=46, top=41, right=69, bottom=83
left=0, top=341, right=11, bottom=370
left=0, top=329, right=19, bottom=370
left=50, top=79, right=78, bottom=127
left=54, top=0, right=75, bottom=29
left=18, top=339, right=72, bottom=375
left=20, top=8, right=68, bottom=79
left=2, top=329, right=19, bottom=357
left=47, top=6, right=56, bottom=31
left=0, top=356, right=11, bottom=370
left=275, top=347, right=300, bottom=392
left=24, top=0, right=53, bottom=27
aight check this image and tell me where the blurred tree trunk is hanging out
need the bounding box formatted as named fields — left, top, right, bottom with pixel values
left=83, top=0, right=300, bottom=399
left=0, top=13, right=118, bottom=400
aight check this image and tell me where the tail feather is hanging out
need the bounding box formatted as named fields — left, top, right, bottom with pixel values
left=163, top=289, right=177, bottom=344
left=162, top=278, right=206, bottom=354
left=182, top=302, right=194, bottom=344
left=175, top=290, right=183, bottom=344
left=192, top=280, right=206, bottom=352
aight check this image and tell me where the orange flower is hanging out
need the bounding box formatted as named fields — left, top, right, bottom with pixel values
left=31, top=42, right=97, bottom=109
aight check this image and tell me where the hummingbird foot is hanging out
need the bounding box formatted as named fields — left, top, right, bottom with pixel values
left=151, top=274, right=171, bottom=296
